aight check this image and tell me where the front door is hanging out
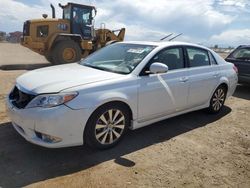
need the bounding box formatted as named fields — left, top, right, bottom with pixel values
left=138, top=47, right=189, bottom=122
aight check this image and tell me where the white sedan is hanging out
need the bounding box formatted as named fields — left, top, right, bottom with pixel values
left=6, top=41, right=238, bottom=149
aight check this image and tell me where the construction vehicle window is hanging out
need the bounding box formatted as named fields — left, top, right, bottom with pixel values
left=80, top=43, right=156, bottom=74
left=63, top=7, right=71, bottom=19
left=73, top=7, right=92, bottom=25
left=36, top=25, right=48, bottom=38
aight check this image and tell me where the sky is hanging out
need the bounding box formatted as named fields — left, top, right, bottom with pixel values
left=0, top=0, right=250, bottom=47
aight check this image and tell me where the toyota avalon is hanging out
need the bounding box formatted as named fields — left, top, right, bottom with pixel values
left=6, top=41, right=238, bottom=149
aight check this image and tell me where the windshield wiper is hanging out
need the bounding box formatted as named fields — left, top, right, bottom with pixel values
left=83, top=64, right=106, bottom=71
left=84, top=64, right=121, bottom=73
left=84, top=64, right=128, bottom=74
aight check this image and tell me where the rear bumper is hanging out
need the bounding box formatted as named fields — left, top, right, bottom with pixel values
left=227, top=73, right=238, bottom=97
left=21, top=36, right=45, bottom=55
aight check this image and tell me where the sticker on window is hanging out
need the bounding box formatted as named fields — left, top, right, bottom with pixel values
left=127, top=48, right=145, bottom=53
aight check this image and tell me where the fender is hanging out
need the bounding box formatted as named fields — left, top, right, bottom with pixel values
left=47, top=33, right=82, bottom=50
left=208, top=76, right=229, bottom=102
left=91, top=91, right=136, bottom=121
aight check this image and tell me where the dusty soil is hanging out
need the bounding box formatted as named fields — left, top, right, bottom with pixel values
left=0, top=43, right=249, bottom=188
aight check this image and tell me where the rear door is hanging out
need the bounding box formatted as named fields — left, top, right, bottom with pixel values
left=185, top=46, right=220, bottom=108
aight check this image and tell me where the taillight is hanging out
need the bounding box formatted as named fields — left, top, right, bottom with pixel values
left=233, top=65, right=238, bottom=74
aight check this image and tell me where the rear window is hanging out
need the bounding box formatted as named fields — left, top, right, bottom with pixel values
left=230, top=48, right=250, bottom=60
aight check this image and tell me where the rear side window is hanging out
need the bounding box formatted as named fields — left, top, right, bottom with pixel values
left=187, top=47, right=210, bottom=67
left=209, top=52, right=217, bottom=65
left=230, top=48, right=250, bottom=60
left=149, top=47, right=185, bottom=70
left=37, top=25, right=49, bottom=38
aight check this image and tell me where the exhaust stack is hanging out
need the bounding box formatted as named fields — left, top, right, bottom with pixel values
left=50, top=4, right=55, bottom=18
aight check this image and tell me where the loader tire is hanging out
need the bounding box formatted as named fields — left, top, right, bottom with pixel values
left=52, top=40, right=81, bottom=64
left=44, top=52, right=55, bottom=64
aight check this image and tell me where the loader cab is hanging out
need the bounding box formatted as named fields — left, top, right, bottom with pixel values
left=62, top=3, right=96, bottom=40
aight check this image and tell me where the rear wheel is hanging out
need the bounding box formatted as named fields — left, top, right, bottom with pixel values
left=207, top=85, right=227, bottom=114
left=84, top=103, right=130, bottom=149
left=52, top=40, right=81, bottom=64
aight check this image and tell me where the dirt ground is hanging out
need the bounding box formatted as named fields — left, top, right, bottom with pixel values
left=0, top=43, right=249, bottom=188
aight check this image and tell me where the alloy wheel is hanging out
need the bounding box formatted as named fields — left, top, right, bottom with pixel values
left=212, top=88, right=225, bottom=111
left=95, top=109, right=125, bottom=145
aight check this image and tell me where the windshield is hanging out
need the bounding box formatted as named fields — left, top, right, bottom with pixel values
left=80, top=43, right=156, bottom=74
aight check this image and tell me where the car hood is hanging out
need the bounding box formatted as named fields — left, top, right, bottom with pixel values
left=16, top=63, right=123, bottom=94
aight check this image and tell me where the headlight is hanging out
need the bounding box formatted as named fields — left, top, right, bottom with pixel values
left=25, top=92, right=78, bottom=108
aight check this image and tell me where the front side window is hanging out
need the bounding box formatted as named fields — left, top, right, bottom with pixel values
left=229, top=48, right=250, bottom=61
left=187, top=47, right=210, bottom=67
left=149, top=47, right=185, bottom=70
left=80, top=43, right=156, bottom=74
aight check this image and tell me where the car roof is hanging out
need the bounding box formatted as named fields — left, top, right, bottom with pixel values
left=120, top=41, right=210, bottom=51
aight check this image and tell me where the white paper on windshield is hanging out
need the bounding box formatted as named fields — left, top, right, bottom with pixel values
left=127, top=48, right=145, bottom=53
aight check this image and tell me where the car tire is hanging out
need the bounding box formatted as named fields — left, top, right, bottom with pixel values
left=207, top=85, right=227, bottom=114
left=52, top=40, right=81, bottom=64
left=84, top=103, right=130, bottom=149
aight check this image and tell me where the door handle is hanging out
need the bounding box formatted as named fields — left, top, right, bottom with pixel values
left=179, top=77, right=189, bottom=82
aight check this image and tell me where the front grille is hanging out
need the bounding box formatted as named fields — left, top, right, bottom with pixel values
left=23, top=21, right=30, bottom=36
left=9, top=86, right=35, bottom=109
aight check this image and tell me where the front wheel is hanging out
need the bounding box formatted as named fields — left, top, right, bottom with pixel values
left=44, top=51, right=55, bottom=64
left=207, top=85, right=227, bottom=114
left=84, top=103, right=130, bottom=149
left=52, top=40, right=81, bottom=64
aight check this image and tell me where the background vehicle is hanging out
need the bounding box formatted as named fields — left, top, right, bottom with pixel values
left=225, top=45, right=250, bottom=84
left=21, top=2, right=125, bottom=64
left=7, top=42, right=238, bottom=149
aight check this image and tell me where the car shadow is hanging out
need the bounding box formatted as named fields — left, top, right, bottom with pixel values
left=0, top=63, right=51, bottom=71
left=0, top=106, right=231, bottom=187
left=233, top=84, right=250, bottom=100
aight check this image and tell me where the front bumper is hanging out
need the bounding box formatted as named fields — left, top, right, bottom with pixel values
left=6, top=98, right=92, bottom=148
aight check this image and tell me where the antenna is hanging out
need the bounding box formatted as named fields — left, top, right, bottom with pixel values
left=160, top=33, right=173, bottom=41
left=169, top=33, right=183, bottom=41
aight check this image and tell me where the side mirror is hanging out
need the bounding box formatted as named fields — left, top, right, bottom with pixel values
left=149, top=62, right=168, bottom=74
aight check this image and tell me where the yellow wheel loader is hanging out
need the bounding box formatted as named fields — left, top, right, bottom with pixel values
left=21, top=2, right=125, bottom=64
